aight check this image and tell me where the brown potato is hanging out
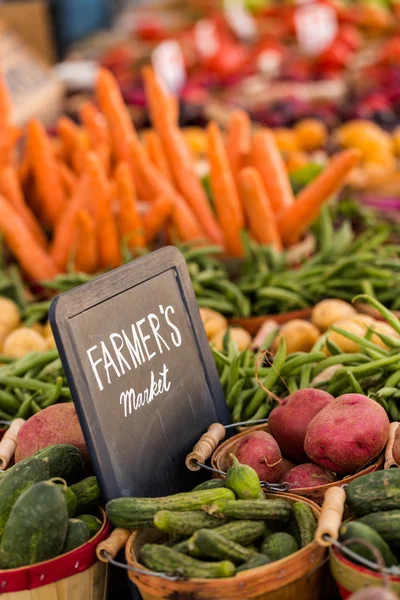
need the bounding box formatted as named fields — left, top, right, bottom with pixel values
left=3, top=327, right=48, bottom=358
left=272, top=320, right=320, bottom=355
left=199, top=308, right=228, bottom=340
left=351, top=314, right=376, bottom=328
left=211, top=327, right=252, bottom=351
left=370, top=321, right=400, bottom=350
left=312, top=299, right=356, bottom=332
left=325, top=319, right=365, bottom=354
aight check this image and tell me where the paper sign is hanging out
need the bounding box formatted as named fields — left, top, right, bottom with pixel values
left=50, top=247, right=231, bottom=501
left=224, top=0, right=257, bottom=42
left=194, top=19, right=220, bottom=59
left=152, top=39, right=186, bottom=95
left=294, top=2, right=338, bottom=56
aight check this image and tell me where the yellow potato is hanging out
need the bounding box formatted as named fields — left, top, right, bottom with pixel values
left=271, top=320, right=320, bottom=355
left=369, top=321, right=400, bottom=350
left=312, top=299, right=357, bottom=332
left=0, top=297, right=20, bottom=333
left=199, top=308, right=228, bottom=340
left=325, top=319, right=365, bottom=354
left=3, top=327, right=48, bottom=358
left=351, top=314, right=376, bottom=328
left=211, top=327, right=252, bottom=352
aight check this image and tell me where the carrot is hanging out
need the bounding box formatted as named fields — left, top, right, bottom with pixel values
left=143, top=195, right=174, bottom=243
left=57, top=117, right=81, bottom=165
left=278, top=148, right=361, bottom=246
left=27, top=119, right=66, bottom=226
left=143, top=130, right=173, bottom=183
left=58, top=162, right=77, bottom=196
left=238, top=167, right=282, bottom=251
left=142, top=67, right=223, bottom=244
left=80, top=101, right=110, bottom=147
left=207, top=121, right=244, bottom=257
left=50, top=174, right=89, bottom=269
left=252, top=129, right=294, bottom=214
left=115, top=161, right=145, bottom=250
left=0, top=74, right=11, bottom=132
left=86, top=152, right=121, bottom=269
left=19, top=141, right=32, bottom=189
left=0, top=166, right=47, bottom=248
left=74, top=209, right=98, bottom=273
left=225, top=110, right=251, bottom=177
left=0, top=194, right=61, bottom=280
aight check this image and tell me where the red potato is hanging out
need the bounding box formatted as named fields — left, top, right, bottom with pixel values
left=304, top=394, right=390, bottom=474
left=234, top=430, right=282, bottom=483
left=15, top=403, right=88, bottom=463
left=392, top=425, right=400, bottom=466
left=268, top=389, right=335, bottom=463
left=282, top=463, right=336, bottom=489
left=279, top=458, right=296, bottom=481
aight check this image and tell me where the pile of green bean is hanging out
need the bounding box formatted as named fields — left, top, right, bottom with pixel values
left=213, top=295, right=400, bottom=423
left=0, top=350, right=70, bottom=422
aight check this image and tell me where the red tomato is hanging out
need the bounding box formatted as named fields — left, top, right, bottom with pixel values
left=337, top=24, right=363, bottom=52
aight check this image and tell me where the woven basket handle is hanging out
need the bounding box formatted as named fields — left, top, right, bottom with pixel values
left=0, top=419, right=25, bottom=470
left=96, top=527, right=131, bottom=563
left=315, top=486, right=346, bottom=547
left=385, top=421, right=399, bottom=470
left=185, top=423, right=226, bottom=471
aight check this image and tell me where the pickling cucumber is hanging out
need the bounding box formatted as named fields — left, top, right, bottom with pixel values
left=189, top=529, right=256, bottom=564
left=0, top=457, right=49, bottom=538
left=140, top=544, right=236, bottom=578
left=77, top=514, right=102, bottom=538
left=346, top=471, right=400, bottom=517
left=70, top=476, right=101, bottom=512
left=192, top=480, right=226, bottom=492
left=236, top=554, right=271, bottom=572
left=293, top=502, right=317, bottom=547
left=339, top=521, right=398, bottom=567
left=261, top=532, right=299, bottom=561
left=154, top=510, right=227, bottom=537
left=106, top=489, right=235, bottom=529
left=58, top=485, right=78, bottom=517
left=214, top=499, right=292, bottom=523
left=33, top=444, right=84, bottom=485
left=225, top=456, right=264, bottom=500
left=174, top=520, right=266, bottom=555
left=0, top=481, right=69, bottom=568
left=62, top=519, right=91, bottom=553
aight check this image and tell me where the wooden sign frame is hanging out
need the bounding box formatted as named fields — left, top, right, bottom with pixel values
left=50, top=247, right=231, bottom=501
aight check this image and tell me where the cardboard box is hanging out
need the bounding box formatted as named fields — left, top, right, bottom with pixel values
left=0, top=21, right=63, bottom=126
left=0, top=1, right=56, bottom=65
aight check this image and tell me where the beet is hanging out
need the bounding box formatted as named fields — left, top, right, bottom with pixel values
left=304, top=394, right=390, bottom=474
left=282, top=463, right=336, bottom=489
left=268, top=389, right=335, bottom=463
left=234, top=431, right=282, bottom=483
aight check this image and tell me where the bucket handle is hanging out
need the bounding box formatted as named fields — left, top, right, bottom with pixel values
left=385, top=421, right=399, bottom=470
left=315, top=486, right=346, bottom=547
left=186, top=423, right=226, bottom=471
left=0, top=418, right=25, bottom=470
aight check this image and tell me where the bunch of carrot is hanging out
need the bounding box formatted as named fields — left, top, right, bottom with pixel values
left=0, top=66, right=360, bottom=283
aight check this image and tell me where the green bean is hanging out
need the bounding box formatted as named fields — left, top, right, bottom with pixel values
left=325, top=339, right=342, bottom=356
left=330, top=326, right=385, bottom=357
left=232, top=387, right=257, bottom=423
left=0, top=376, right=71, bottom=397
left=280, top=352, right=326, bottom=377
left=243, top=367, right=270, bottom=378
left=327, top=376, right=352, bottom=397
left=386, top=371, right=400, bottom=388
left=0, top=390, right=20, bottom=414
left=40, top=377, right=64, bottom=409
left=376, top=387, right=400, bottom=399
left=300, top=364, right=313, bottom=388
left=184, top=246, right=223, bottom=262
left=312, top=354, right=369, bottom=378
left=353, top=295, right=400, bottom=336
left=247, top=401, right=271, bottom=422
left=318, top=205, right=333, bottom=259
left=257, top=287, right=309, bottom=309
left=227, top=356, right=240, bottom=396
left=346, top=372, right=364, bottom=395
left=227, top=379, right=245, bottom=410
left=196, top=297, right=235, bottom=314
left=242, top=385, right=267, bottom=421
left=239, top=349, right=252, bottom=370
left=0, top=409, right=13, bottom=421
left=31, top=400, right=42, bottom=414
left=7, top=349, right=59, bottom=377
left=338, top=354, right=400, bottom=378
left=361, top=280, right=374, bottom=297
left=15, top=396, right=32, bottom=419
left=388, top=398, right=399, bottom=422
left=260, top=327, right=279, bottom=351
left=287, top=377, right=298, bottom=394
left=211, top=348, right=231, bottom=367
left=220, top=365, right=230, bottom=390
left=0, top=356, right=16, bottom=364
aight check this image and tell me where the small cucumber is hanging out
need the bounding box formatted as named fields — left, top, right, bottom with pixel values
left=214, top=499, right=292, bottom=523
left=58, top=485, right=78, bottom=517
left=293, top=502, right=317, bottom=547
left=261, top=532, right=299, bottom=561
left=189, top=529, right=256, bottom=564
left=0, top=457, right=49, bottom=538
left=339, top=521, right=398, bottom=567
left=33, top=444, right=84, bottom=485
left=154, top=510, right=227, bottom=537
left=62, top=519, right=91, bottom=553
left=192, top=479, right=225, bottom=492
left=70, top=476, right=101, bottom=512
left=236, top=554, right=271, bottom=572
left=77, top=514, right=102, bottom=538
left=140, top=544, right=235, bottom=578
left=346, top=471, right=400, bottom=517
left=106, top=488, right=235, bottom=529
left=173, top=520, right=266, bottom=555
left=225, top=455, right=264, bottom=500
left=0, top=481, right=69, bottom=568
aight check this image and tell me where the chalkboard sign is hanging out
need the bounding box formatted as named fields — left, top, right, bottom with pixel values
left=50, top=247, right=231, bottom=502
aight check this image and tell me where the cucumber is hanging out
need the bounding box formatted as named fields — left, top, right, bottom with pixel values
left=215, top=499, right=292, bottom=523
left=346, top=471, right=400, bottom=517
left=286, top=519, right=301, bottom=547
left=140, top=544, right=236, bottom=578
left=236, top=554, right=271, bottom=572
left=173, top=520, right=266, bottom=555
left=58, top=485, right=78, bottom=517
left=0, top=481, right=69, bottom=568
left=339, top=521, right=398, bottom=567
left=261, top=532, right=299, bottom=561
left=70, top=476, right=101, bottom=512
left=154, top=510, right=227, bottom=537
left=62, top=519, right=91, bottom=553
left=225, top=455, right=264, bottom=500
left=33, top=444, right=84, bottom=485
left=0, top=457, right=49, bottom=538
left=189, top=529, right=256, bottom=564
left=293, top=502, right=317, bottom=547
left=192, top=480, right=225, bottom=492
left=106, top=489, right=235, bottom=529
left=359, top=511, right=400, bottom=551
left=77, top=514, right=102, bottom=538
